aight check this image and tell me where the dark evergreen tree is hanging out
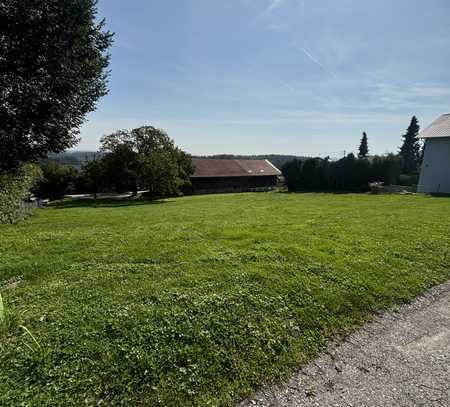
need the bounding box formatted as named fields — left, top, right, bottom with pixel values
left=399, top=116, right=421, bottom=174
left=0, top=0, right=113, bottom=171
left=358, top=132, right=369, bottom=158
left=281, top=159, right=303, bottom=191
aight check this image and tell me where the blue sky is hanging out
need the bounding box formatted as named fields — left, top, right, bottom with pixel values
left=77, top=0, right=450, bottom=157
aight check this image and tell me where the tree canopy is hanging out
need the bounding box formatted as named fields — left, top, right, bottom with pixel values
left=0, top=0, right=113, bottom=171
left=99, top=126, right=194, bottom=199
left=399, top=116, right=421, bottom=174
left=81, top=157, right=106, bottom=199
left=36, top=161, right=78, bottom=200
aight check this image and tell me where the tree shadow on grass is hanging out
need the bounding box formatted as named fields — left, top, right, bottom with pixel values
left=279, top=190, right=370, bottom=195
left=49, top=197, right=171, bottom=210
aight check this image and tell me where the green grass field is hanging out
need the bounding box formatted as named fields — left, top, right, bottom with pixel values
left=1, top=193, right=450, bottom=406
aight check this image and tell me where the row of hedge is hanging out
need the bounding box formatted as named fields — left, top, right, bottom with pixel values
left=0, top=164, right=42, bottom=224
left=282, top=154, right=409, bottom=192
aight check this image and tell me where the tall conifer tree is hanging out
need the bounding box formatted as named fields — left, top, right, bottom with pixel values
left=358, top=132, right=369, bottom=158
left=399, top=116, right=421, bottom=173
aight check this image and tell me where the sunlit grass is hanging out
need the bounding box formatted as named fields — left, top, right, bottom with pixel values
left=1, top=193, right=449, bottom=406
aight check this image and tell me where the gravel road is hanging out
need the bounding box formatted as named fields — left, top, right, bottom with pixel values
left=239, top=281, right=450, bottom=407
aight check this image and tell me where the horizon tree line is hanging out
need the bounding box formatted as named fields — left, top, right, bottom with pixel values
left=356, top=115, right=422, bottom=174
left=282, top=115, right=424, bottom=193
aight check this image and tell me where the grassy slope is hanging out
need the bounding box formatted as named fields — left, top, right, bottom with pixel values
left=1, top=193, right=449, bottom=406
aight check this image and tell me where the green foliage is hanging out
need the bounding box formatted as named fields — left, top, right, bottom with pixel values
left=0, top=0, right=113, bottom=171
left=0, top=289, right=16, bottom=335
left=98, top=126, right=193, bottom=199
left=176, top=149, right=194, bottom=194
left=398, top=174, right=419, bottom=186
left=36, top=162, right=78, bottom=200
left=0, top=164, right=42, bottom=224
left=370, top=154, right=402, bottom=185
left=139, top=149, right=179, bottom=199
left=1, top=193, right=449, bottom=405
left=399, top=116, right=421, bottom=174
left=101, top=142, right=140, bottom=194
left=80, top=157, right=106, bottom=198
left=0, top=292, right=4, bottom=325
left=358, top=132, right=369, bottom=157
left=282, top=154, right=402, bottom=192
left=19, top=325, right=44, bottom=355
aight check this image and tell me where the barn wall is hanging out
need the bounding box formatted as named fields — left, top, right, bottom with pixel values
left=418, top=138, right=450, bottom=194
left=191, top=176, right=278, bottom=195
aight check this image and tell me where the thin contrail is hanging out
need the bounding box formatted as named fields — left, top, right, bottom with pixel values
left=301, top=48, right=325, bottom=69
left=301, top=47, right=337, bottom=79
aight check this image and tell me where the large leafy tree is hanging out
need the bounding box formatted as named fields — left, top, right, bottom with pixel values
left=139, top=149, right=179, bottom=200
left=0, top=0, right=113, bottom=171
left=99, top=126, right=194, bottom=200
left=100, top=131, right=140, bottom=194
left=399, top=116, right=421, bottom=174
left=131, top=126, right=192, bottom=199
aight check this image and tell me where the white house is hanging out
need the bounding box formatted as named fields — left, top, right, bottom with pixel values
left=418, top=114, right=450, bottom=194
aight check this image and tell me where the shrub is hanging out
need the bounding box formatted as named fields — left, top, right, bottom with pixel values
left=371, top=154, right=402, bottom=185
left=398, top=174, right=419, bottom=186
left=0, top=164, right=42, bottom=224
left=36, top=162, right=78, bottom=200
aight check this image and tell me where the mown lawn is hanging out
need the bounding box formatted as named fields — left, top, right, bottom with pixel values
left=1, top=193, right=450, bottom=406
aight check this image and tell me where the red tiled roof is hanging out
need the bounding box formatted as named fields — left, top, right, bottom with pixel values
left=420, top=114, right=450, bottom=138
left=191, top=159, right=281, bottom=178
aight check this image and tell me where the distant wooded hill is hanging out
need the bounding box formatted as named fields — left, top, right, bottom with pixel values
left=43, top=151, right=101, bottom=169
left=45, top=152, right=307, bottom=171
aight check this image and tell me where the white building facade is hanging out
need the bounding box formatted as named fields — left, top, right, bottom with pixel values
left=418, top=114, right=450, bottom=194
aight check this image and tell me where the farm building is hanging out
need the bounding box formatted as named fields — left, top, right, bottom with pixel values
left=190, top=158, right=281, bottom=194
left=418, top=114, right=450, bottom=194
